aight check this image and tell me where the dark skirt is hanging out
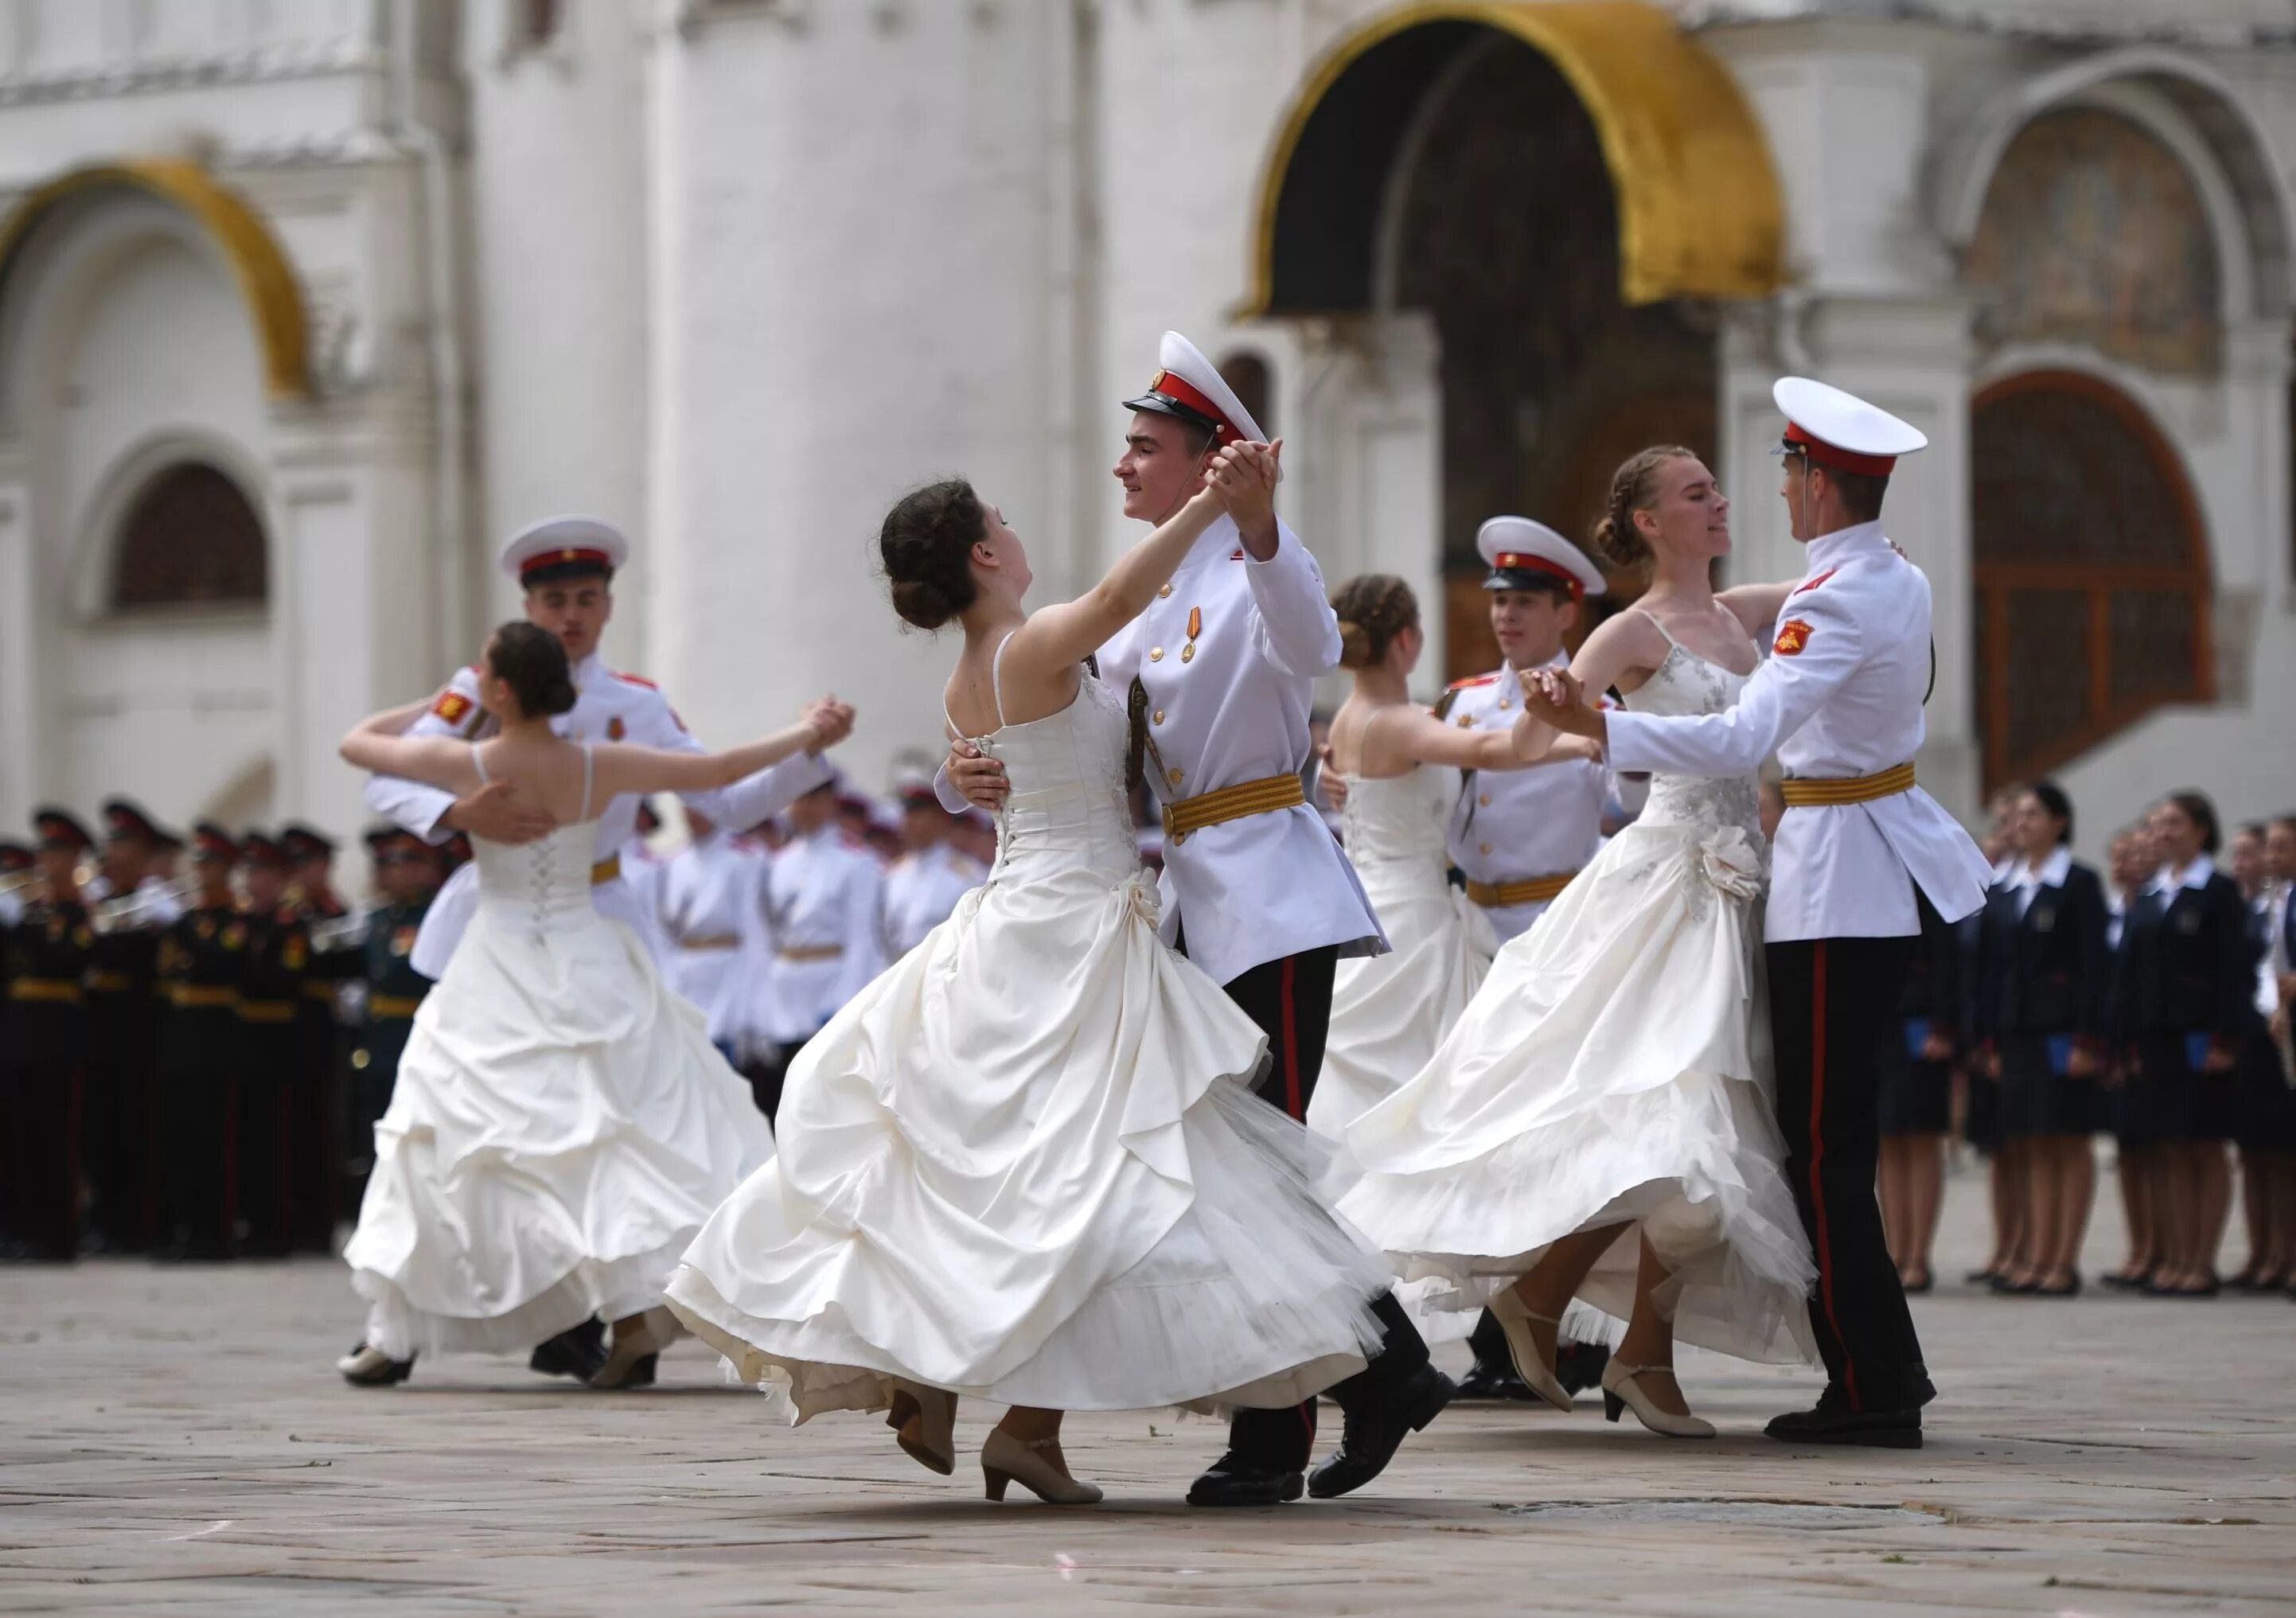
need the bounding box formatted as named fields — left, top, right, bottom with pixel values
left=1877, top=1019, right=1953, bottom=1136
left=2121, top=1035, right=2237, bottom=1146
left=1997, top=1035, right=2106, bottom=1138
left=2235, top=1033, right=2296, bottom=1152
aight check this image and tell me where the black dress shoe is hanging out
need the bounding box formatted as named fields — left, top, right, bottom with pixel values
left=626, top=1354, right=659, bottom=1389
left=1306, top=1364, right=1454, bottom=1499
left=529, top=1318, right=609, bottom=1381
left=1553, top=1340, right=1612, bottom=1396
left=1764, top=1400, right=1922, bottom=1448
left=1452, top=1362, right=1538, bottom=1402
left=337, top=1343, right=415, bottom=1386
left=2099, top=1269, right=2150, bottom=1292
left=1186, top=1453, right=1304, bottom=1507
left=1962, top=1267, right=1999, bottom=1286
left=1990, top=1273, right=2037, bottom=1296
left=1900, top=1271, right=1935, bottom=1296
left=2034, top=1273, right=2082, bottom=1298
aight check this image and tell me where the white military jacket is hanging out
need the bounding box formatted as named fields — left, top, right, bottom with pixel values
left=1604, top=520, right=1990, bottom=942
left=364, top=651, right=832, bottom=977
left=657, top=828, right=773, bottom=1051
left=1440, top=653, right=1610, bottom=942
left=754, top=825, right=886, bottom=1046
left=1097, top=514, right=1384, bottom=988
left=880, top=841, right=984, bottom=961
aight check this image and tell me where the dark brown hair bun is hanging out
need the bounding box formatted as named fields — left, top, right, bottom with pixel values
left=880, top=479, right=986, bottom=630
left=1592, top=445, right=1698, bottom=570
left=1331, top=574, right=1420, bottom=670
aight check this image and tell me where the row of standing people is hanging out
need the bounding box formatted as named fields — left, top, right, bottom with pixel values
left=1875, top=788, right=2295, bottom=1298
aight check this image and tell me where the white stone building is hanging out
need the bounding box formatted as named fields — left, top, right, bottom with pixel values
left=2, top=0, right=2291, bottom=866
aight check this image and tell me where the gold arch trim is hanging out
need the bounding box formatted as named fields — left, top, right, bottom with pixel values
left=1242, top=1, right=1785, bottom=313
left=0, top=158, right=309, bottom=398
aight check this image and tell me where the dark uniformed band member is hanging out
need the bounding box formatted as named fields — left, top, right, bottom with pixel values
left=84, top=798, right=181, bottom=1253
left=154, top=823, right=249, bottom=1261
left=284, top=822, right=359, bottom=1252
left=234, top=833, right=307, bottom=1258
left=1873, top=895, right=1963, bottom=1296
left=349, top=827, right=444, bottom=1197
left=2, top=810, right=96, bottom=1261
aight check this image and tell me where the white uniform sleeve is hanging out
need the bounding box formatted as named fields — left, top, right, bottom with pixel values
left=1243, top=521, right=1342, bottom=680
left=1605, top=587, right=1865, bottom=779
left=933, top=762, right=971, bottom=817
left=362, top=666, right=485, bottom=843
left=840, top=859, right=887, bottom=1005
left=621, top=683, right=836, bottom=831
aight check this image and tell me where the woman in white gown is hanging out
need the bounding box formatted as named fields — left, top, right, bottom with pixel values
left=1340, top=448, right=1816, bottom=1437
left=1309, top=575, right=1598, bottom=1142
left=333, top=622, right=825, bottom=1389
left=665, top=455, right=1391, bottom=1507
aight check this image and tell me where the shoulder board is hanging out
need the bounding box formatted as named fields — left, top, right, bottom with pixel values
left=610, top=670, right=660, bottom=690
left=1791, top=567, right=1838, bottom=596
left=1446, top=673, right=1501, bottom=690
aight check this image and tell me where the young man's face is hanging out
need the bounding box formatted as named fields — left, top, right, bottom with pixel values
left=1488, top=588, right=1577, bottom=669
left=2266, top=821, right=2296, bottom=883
left=1113, top=412, right=1214, bottom=525
left=524, top=577, right=614, bottom=666
left=244, top=863, right=287, bottom=911
left=376, top=848, right=441, bottom=904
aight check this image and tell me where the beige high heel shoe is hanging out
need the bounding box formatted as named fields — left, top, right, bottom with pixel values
left=590, top=1306, right=682, bottom=1390
left=981, top=1429, right=1102, bottom=1505
left=886, top=1381, right=958, bottom=1476
left=1487, top=1289, right=1575, bottom=1413
left=1600, top=1360, right=1715, bottom=1439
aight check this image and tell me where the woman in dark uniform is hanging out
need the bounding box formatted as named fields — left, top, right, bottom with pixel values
left=1875, top=895, right=1960, bottom=1293
left=1971, top=782, right=2109, bottom=1295
left=2114, top=791, right=2253, bottom=1296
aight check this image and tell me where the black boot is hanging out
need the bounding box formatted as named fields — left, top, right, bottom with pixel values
left=1764, top=1386, right=1922, bottom=1448
left=1454, top=1308, right=1535, bottom=1402
left=1553, top=1338, right=1612, bottom=1396
left=1307, top=1361, right=1452, bottom=1499
left=529, top=1318, right=608, bottom=1381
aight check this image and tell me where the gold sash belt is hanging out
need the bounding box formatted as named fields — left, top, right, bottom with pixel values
left=679, top=934, right=741, bottom=953
left=591, top=854, right=622, bottom=884
left=85, top=970, right=136, bottom=993
left=1465, top=871, right=1578, bottom=908
left=8, top=978, right=83, bottom=1003
left=1160, top=773, right=1304, bottom=845
left=166, top=984, right=238, bottom=1009
left=777, top=944, right=844, bottom=963
left=368, top=993, right=425, bottom=1020
left=1780, top=762, right=1916, bottom=808
left=236, top=999, right=295, bottom=1024
left=302, top=981, right=337, bottom=1002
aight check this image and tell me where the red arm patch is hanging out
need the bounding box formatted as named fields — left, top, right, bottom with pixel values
left=1773, top=618, right=1814, bottom=657
left=431, top=691, right=474, bottom=724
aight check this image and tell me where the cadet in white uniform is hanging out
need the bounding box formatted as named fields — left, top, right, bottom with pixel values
left=1534, top=378, right=1991, bottom=1448
left=752, top=777, right=887, bottom=1117
left=364, top=517, right=851, bottom=981
left=655, top=806, right=773, bottom=1066
left=879, top=779, right=985, bottom=960
left=944, top=331, right=1448, bottom=1510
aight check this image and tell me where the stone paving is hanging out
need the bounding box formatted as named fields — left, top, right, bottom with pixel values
left=2, top=1172, right=2290, bottom=1616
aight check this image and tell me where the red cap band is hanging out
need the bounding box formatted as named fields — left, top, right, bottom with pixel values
left=520, top=547, right=614, bottom=579
left=1783, top=423, right=1896, bottom=478
left=1145, top=369, right=1238, bottom=443
left=1491, top=553, right=1584, bottom=602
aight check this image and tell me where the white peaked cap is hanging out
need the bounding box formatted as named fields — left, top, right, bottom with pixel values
left=1772, top=377, right=1928, bottom=474
left=1476, top=515, right=1607, bottom=599
left=498, top=515, right=631, bottom=583
left=1123, top=330, right=1269, bottom=446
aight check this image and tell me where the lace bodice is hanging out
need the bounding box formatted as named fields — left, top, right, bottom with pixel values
left=1626, top=640, right=1763, bottom=841
left=1338, top=767, right=1458, bottom=892
left=952, top=646, right=1139, bottom=886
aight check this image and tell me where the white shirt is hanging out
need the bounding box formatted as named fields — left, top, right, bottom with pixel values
left=1440, top=653, right=1609, bottom=942
left=657, top=830, right=773, bottom=1049
left=880, top=841, right=984, bottom=960
left=364, top=651, right=832, bottom=977
left=2144, top=854, right=2216, bottom=898
left=2006, top=844, right=2072, bottom=918
left=754, top=825, right=886, bottom=1045
left=1604, top=521, right=1992, bottom=942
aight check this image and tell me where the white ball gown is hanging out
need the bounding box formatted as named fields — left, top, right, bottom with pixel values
left=344, top=754, right=774, bottom=1360
left=1308, top=766, right=1496, bottom=1140
left=665, top=657, right=1390, bottom=1419
left=1339, top=637, right=1817, bottom=1364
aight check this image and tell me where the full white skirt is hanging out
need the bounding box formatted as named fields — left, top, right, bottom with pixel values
left=344, top=904, right=773, bottom=1359
left=666, top=868, right=1389, bottom=1419
left=1340, top=821, right=1817, bottom=1364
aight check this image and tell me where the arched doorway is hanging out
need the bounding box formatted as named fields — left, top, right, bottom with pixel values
left=1971, top=372, right=2212, bottom=793
left=109, top=461, right=270, bottom=612
left=1242, top=2, right=1780, bottom=679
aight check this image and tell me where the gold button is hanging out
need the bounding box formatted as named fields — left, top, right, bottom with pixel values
left=1149, top=647, right=1164, bottom=662
left=1498, top=699, right=1511, bottom=711
left=1479, top=793, right=1491, bottom=806
left=1152, top=709, right=1165, bottom=725
left=1157, top=584, right=1172, bottom=598
left=1479, top=842, right=1491, bottom=855
left=1167, top=768, right=1183, bottom=787
left=1180, top=644, right=1195, bottom=663
left=1455, top=714, right=1473, bottom=728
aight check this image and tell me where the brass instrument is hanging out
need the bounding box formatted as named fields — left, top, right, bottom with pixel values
left=91, top=876, right=197, bottom=934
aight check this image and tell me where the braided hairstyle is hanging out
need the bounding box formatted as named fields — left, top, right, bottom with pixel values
left=880, top=479, right=985, bottom=630
left=1590, top=445, right=1698, bottom=571
left=1331, top=574, right=1420, bottom=669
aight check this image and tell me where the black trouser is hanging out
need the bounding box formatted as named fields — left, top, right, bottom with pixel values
left=1, top=1055, right=80, bottom=1260
left=237, top=1026, right=297, bottom=1257
left=1768, top=933, right=1934, bottom=1413
left=291, top=1014, right=343, bottom=1251
left=158, top=1066, right=237, bottom=1259
left=1211, top=944, right=1432, bottom=1475
left=750, top=1031, right=817, bottom=1124
left=82, top=1000, right=154, bottom=1248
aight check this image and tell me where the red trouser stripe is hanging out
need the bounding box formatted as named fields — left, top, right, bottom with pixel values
left=1278, top=956, right=1302, bottom=1122
left=1807, top=942, right=1859, bottom=1410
